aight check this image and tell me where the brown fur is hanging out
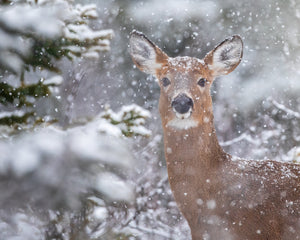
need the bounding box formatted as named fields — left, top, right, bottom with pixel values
left=129, top=31, right=300, bottom=240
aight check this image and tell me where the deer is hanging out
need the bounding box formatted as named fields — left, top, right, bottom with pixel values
left=129, top=30, right=300, bottom=240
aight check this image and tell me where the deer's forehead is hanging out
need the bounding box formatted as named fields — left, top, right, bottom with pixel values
left=160, top=56, right=206, bottom=78
left=167, top=56, right=204, bottom=71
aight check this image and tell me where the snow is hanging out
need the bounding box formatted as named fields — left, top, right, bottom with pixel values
left=285, top=147, right=300, bottom=164
left=43, top=75, right=63, bottom=85
left=76, top=3, right=99, bottom=19
left=0, top=51, right=24, bottom=73
left=64, top=24, right=113, bottom=42
left=10, top=212, right=44, bottom=240
left=121, top=104, right=152, bottom=119
left=166, top=147, right=172, bottom=154
left=93, top=207, right=108, bottom=221
left=96, top=173, right=134, bottom=202
left=0, top=121, right=135, bottom=205
left=62, top=9, right=113, bottom=58
left=203, top=117, right=210, bottom=123
left=87, top=196, right=105, bottom=206
left=0, top=5, right=63, bottom=38
left=130, top=125, right=152, bottom=136
left=128, top=0, right=218, bottom=22
left=97, top=119, right=123, bottom=137
left=0, top=110, right=27, bottom=119
left=197, top=198, right=204, bottom=205
left=100, top=104, right=152, bottom=137
left=206, top=200, right=216, bottom=209
left=11, top=144, right=41, bottom=177
left=0, top=28, right=31, bottom=72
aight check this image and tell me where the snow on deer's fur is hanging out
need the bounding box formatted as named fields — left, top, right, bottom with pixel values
left=129, top=30, right=300, bottom=240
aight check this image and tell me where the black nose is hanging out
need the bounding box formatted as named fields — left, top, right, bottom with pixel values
left=171, top=94, right=193, bottom=114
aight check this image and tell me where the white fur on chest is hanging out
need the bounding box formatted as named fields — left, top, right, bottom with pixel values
left=166, top=118, right=198, bottom=130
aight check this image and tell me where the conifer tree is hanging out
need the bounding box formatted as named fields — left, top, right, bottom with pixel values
left=0, top=0, right=113, bottom=125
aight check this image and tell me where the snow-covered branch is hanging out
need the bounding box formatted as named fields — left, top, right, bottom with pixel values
left=0, top=0, right=113, bottom=73
left=100, top=104, right=152, bottom=137
left=268, top=97, right=300, bottom=119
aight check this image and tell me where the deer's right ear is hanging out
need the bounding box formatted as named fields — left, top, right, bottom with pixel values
left=204, top=35, right=243, bottom=77
left=129, top=30, right=168, bottom=75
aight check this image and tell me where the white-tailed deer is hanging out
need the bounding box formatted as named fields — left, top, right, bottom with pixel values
left=129, top=30, right=300, bottom=240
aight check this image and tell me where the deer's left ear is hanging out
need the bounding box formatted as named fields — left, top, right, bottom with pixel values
left=204, top=35, right=243, bottom=77
left=129, top=30, right=168, bottom=75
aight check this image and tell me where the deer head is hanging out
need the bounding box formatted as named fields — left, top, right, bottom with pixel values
left=129, top=30, right=243, bottom=130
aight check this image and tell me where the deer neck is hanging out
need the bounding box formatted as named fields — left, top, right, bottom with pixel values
left=162, top=113, right=228, bottom=181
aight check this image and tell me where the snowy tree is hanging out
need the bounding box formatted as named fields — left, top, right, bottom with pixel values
left=0, top=0, right=113, bottom=125
left=0, top=1, right=159, bottom=239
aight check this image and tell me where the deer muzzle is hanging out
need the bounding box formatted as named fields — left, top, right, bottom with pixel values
left=171, top=94, right=194, bottom=116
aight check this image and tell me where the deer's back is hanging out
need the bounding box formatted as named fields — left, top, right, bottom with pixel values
left=193, top=158, right=300, bottom=239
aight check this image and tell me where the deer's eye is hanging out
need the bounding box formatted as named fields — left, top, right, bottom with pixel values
left=161, top=77, right=171, bottom=87
left=197, top=78, right=207, bottom=87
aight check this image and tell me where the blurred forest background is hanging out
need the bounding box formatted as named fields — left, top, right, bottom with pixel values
left=0, top=0, right=299, bottom=239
